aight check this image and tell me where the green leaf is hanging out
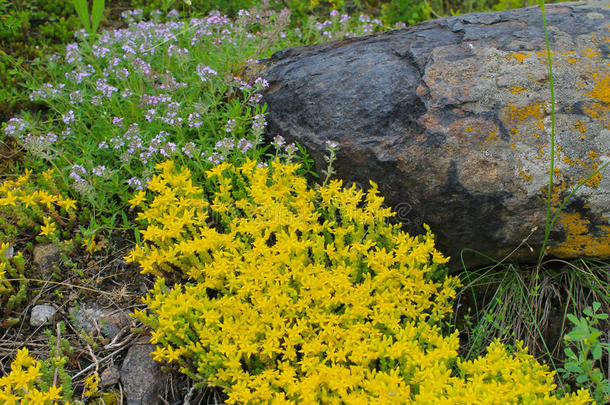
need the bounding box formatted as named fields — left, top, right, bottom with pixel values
left=592, top=301, right=601, bottom=313
left=91, top=0, right=105, bottom=34
left=72, top=0, right=91, bottom=32
left=564, top=348, right=577, bottom=359
left=592, top=345, right=602, bottom=360
left=567, top=313, right=580, bottom=325
left=569, top=330, right=588, bottom=341
left=576, top=374, right=589, bottom=384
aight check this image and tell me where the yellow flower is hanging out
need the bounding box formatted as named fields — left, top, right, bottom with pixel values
left=128, top=190, right=147, bottom=208
left=41, top=169, right=55, bottom=182
left=57, top=198, right=77, bottom=212
left=39, top=217, right=57, bottom=237
left=83, top=372, right=100, bottom=397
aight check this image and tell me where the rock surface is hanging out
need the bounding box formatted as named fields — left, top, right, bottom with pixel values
left=120, top=343, right=165, bottom=405
left=69, top=304, right=132, bottom=338
left=260, top=1, right=610, bottom=267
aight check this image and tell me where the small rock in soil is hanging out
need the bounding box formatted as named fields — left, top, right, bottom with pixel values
left=69, top=305, right=132, bottom=338
left=101, top=310, right=132, bottom=339
left=100, top=364, right=121, bottom=387
left=69, top=305, right=105, bottom=335
left=120, top=343, right=165, bottom=405
left=30, top=304, right=57, bottom=327
left=32, top=244, right=61, bottom=276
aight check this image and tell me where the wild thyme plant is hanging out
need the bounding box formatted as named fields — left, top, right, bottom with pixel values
left=1, top=6, right=384, bottom=237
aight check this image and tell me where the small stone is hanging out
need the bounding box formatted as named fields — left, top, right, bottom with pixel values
left=32, top=244, right=61, bottom=277
left=101, top=310, right=132, bottom=339
left=100, top=365, right=121, bottom=387
left=121, top=344, right=165, bottom=405
left=69, top=305, right=105, bottom=334
left=30, top=305, right=57, bottom=327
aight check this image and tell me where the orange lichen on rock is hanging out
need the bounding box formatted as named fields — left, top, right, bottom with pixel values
left=507, top=103, right=545, bottom=124
left=518, top=167, right=533, bottom=183
left=508, top=52, right=530, bottom=63
left=509, top=85, right=527, bottom=94
left=484, top=131, right=498, bottom=143
left=586, top=72, right=610, bottom=103
left=582, top=48, right=600, bottom=58
left=548, top=212, right=610, bottom=258
left=583, top=102, right=609, bottom=124
left=572, top=122, right=587, bottom=139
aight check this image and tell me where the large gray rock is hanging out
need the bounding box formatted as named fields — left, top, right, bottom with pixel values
left=120, top=343, right=165, bottom=405
left=261, top=1, right=610, bottom=268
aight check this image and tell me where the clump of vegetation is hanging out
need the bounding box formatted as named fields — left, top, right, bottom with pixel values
left=126, top=158, right=590, bottom=403
left=0, top=1, right=607, bottom=403
left=0, top=169, right=77, bottom=319
left=0, top=347, right=68, bottom=403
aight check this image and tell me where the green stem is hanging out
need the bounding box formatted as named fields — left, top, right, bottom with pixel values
left=537, top=161, right=610, bottom=263
left=539, top=0, right=556, bottom=264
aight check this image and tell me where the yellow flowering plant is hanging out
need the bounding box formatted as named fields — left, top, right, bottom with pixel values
left=0, top=348, right=64, bottom=404
left=0, top=168, right=77, bottom=243
left=0, top=169, right=78, bottom=319
left=127, top=159, right=591, bottom=403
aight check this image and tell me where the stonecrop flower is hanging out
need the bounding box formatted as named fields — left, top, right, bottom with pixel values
left=126, top=159, right=590, bottom=404
left=0, top=348, right=63, bottom=403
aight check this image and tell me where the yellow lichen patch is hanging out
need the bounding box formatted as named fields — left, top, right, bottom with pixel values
left=465, top=126, right=473, bottom=133
left=583, top=102, right=609, bottom=123
left=484, top=131, right=498, bottom=143
left=508, top=52, right=530, bottom=63
left=572, top=122, right=587, bottom=139
left=507, top=103, right=545, bottom=124
left=532, top=132, right=540, bottom=139
left=586, top=72, right=610, bottom=103
left=509, top=85, right=527, bottom=94
left=518, top=167, right=533, bottom=183
left=568, top=58, right=577, bottom=64
left=585, top=170, right=602, bottom=188
left=582, top=48, right=600, bottom=58
left=548, top=212, right=610, bottom=258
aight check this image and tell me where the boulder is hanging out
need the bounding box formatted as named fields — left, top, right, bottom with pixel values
left=260, top=1, right=610, bottom=268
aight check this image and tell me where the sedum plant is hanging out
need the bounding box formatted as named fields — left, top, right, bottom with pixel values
left=0, top=348, right=64, bottom=403
left=0, top=169, right=77, bottom=319
left=127, top=159, right=591, bottom=403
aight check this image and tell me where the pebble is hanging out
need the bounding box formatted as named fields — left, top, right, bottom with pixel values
left=30, top=304, right=57, bottom=327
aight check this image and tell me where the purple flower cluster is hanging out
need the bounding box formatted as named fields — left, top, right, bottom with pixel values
left=62, top=110, right=75, bottom=125
left=65, top=43, right=82, bottom=64
left=121, top=9, right=144, bottom=24
left=96, top=79, right=119, bottom=98
left=196, top=65, right=217, bottom=82
left=69, top=164, right=87, bottom=182
left=65, top=64, right=96, bottom=84
left=187, top=112, right=203, bottom=129
left=207, top=136, right=253, bottom=164
left=98, top=125, right=181, bottom=165
left=127, top=177, right=147, bottom=190
left=21, top=132, right=58, bottom=158
left=3, top=118, right=28, bottom=138
left=30, top=83, right=65, bottom=102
